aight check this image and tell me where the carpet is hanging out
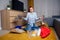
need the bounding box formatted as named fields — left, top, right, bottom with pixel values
left=0, top=27, right=57, bottom=40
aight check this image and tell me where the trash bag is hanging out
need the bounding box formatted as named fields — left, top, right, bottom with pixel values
left=40, top=25, right=51, bottom=38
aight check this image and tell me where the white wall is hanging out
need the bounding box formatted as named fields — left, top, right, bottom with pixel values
left=34, top=0, right=47, bottom=17
left=58, top=0, right=60, bottom=15
left=47, top=0, right=60, bottom=17
left=0, top=0, right=9, bottom=10
left=34, top=0, right=60, bottom=18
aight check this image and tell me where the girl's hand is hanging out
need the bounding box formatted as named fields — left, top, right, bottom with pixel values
left=40, top=15, right=44, bottom=21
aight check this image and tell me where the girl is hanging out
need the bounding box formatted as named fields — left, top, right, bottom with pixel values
left=23, top=6, right=40, bottom=38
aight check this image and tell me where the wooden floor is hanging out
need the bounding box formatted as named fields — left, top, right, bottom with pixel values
left=0, top=27, right=58, bottom=40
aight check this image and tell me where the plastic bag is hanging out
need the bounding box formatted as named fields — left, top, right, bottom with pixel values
left=40, top=25, right=51, bottom=38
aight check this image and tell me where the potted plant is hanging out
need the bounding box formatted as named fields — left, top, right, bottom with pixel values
left=7, top=5, right=11, bottom=10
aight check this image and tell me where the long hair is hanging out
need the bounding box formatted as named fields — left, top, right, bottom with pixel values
left=28, top=6, right=33, bottom=12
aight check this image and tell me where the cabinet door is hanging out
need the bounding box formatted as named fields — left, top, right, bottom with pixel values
left=10, top=23, right=15, bottom=29
left=10, top=17, right=16, bottom=22
left=1, top=10, right=8, bottom=30
left=9, top=11, right=19, bottom=16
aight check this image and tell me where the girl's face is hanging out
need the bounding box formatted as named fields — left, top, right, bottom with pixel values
left=29, top=7, right=34, bottom=12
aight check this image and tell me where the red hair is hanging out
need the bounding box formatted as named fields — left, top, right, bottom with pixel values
left=28, top=6, right=33, bottom=12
